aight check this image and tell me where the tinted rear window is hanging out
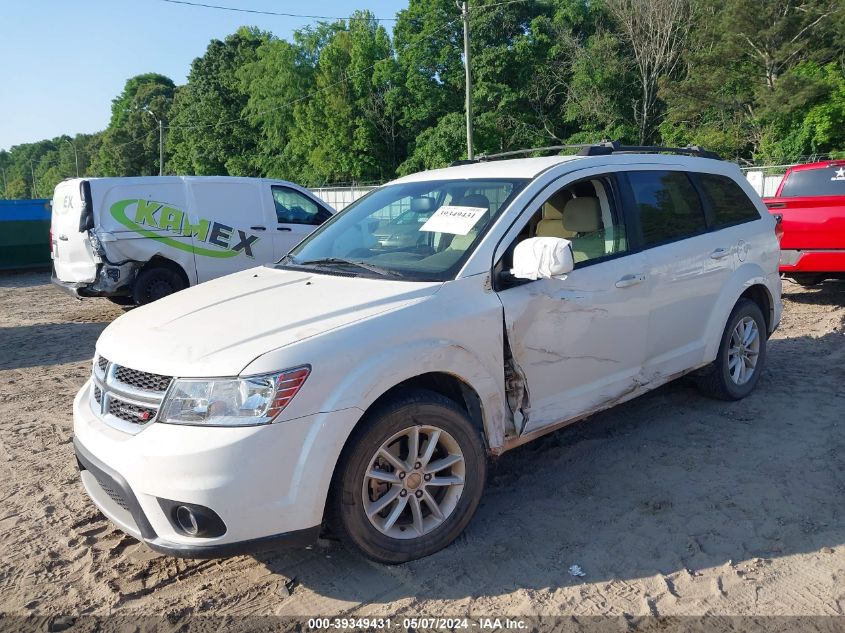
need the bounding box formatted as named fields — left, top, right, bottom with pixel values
left=780, top=166, right=845, bottom=197
left=698, top=174, right=760, bottom=227
left=628, top=171, right=707, bottom=246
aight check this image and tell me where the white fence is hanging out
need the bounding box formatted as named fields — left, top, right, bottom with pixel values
left=742, top=168, right=788, bottom=197
left=310, top=185, right=377, bottom=211
left=310, top=169, right=791, bottom=206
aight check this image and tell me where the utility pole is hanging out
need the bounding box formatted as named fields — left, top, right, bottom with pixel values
left=63, top=138, right=79, bottom=177
left=460, top=0, right=474, bottom=160
left=29, top=159, right=37, bottom=198
left=158, top=118, right=163, bottom=176
left=146, top=109, right=164, bottom=176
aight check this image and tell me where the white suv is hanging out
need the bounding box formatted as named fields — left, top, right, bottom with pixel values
left=73, top=148, right=782, bottom=564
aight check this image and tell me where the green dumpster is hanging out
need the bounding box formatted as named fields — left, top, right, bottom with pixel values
left=0, top=199, right=52, bottom=270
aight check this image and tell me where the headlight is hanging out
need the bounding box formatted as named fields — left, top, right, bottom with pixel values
left=159, top=366, right=310, bottom=427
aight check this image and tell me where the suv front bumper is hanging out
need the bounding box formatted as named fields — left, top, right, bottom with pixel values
left=73, top=438, right=319, bottom=557
left=72, top=381, right=361, bottom=558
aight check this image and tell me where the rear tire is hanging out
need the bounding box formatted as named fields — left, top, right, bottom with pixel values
left=791, top=274, right=824, bottom=287
left=330, top=389, right=486, bottom=564
left=696, top=299, right=767, bottom=401
left=132, top=267, right=186, bottom=306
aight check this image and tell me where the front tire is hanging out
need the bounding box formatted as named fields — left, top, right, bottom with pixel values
left=330, top=389, right=487, bottom=564
left=132, top=267, right=186, bottom=305
left=696, top=298, right=767, bottom=400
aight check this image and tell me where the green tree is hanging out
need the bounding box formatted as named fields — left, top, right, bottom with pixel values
left=295, top=13, right=398, bottom=183
left=242, top=14, right=400, bottom=185
left=167, top=27, right=270, bottom=176
left=91, top=74, right=175, bottom=176
left=393, top=0, right=464, bottom=168
left=661, top=0, right=845, bottom=160
left=240, top=36, right=312, bottom=180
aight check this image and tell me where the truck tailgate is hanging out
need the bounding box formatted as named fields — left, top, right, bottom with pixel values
left=765, top=195, right=845, bottom=250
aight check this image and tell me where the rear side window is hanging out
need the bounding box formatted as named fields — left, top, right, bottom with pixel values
left=272, top=186, right=329, bottom=225
left=627, top=171, right=706, bottom=246
left=698, top=174, right=760, bottom=227
left=780, top=165, right=845, bottom=197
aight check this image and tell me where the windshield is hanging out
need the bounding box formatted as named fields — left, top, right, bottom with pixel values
left=280, top=178, right=527, bottom=281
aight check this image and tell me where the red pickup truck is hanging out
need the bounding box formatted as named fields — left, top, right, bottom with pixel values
left=764, top=159, right=845, bottom=285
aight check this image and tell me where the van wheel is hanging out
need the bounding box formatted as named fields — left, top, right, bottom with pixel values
left=330, top=389, right=486, bottom=564
left=106, top=296, right=134, bottom=306
left=132, top=267, right=186, bottom=305
left=696, top=299, right=767, bottom=401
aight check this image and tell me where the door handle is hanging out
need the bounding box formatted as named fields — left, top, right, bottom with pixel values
left=615, top=273, right=645, bottom=288
left=277, top=227, right=292, bottom=232
left=710, top=247, right=731, bottom=260
left=58, top=234, right=69, bottom=241
left=250, top=226, right=266, bottom=231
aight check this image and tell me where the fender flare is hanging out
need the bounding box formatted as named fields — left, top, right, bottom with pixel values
left=320, top=337, right=510, bottom=450
left=702, top=263, right=775, bottom=362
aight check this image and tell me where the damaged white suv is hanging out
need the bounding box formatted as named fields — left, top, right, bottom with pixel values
left=74, top=145, right=782, bottom=563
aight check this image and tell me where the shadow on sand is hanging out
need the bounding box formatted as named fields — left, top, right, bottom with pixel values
left=250, top=291, right=845, bottom=604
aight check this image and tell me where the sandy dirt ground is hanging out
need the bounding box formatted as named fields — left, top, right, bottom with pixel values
left=0, top=271, right=844, bottom=624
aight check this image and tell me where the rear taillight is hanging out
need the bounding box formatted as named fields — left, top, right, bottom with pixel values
left=773, top=214, right=784, bottom=243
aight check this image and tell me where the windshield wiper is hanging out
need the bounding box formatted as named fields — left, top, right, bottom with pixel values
left=296, top=257, right=404, bottom=279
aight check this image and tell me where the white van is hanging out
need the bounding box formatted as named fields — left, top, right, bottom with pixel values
left=51, top=176, right=334, bottom=305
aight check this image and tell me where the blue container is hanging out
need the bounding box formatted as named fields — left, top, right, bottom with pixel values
left=0, top=199, right=53, bottom=270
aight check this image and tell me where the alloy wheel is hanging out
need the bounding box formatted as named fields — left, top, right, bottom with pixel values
left=728, top=316, right=760, bottom=385
left=362, top=425, right=465, bottom=539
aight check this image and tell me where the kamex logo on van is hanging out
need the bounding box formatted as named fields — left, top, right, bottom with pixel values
left=110, top=199, right=260, bottom=259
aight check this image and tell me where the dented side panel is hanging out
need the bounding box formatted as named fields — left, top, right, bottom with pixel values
left=240, top=273, right=515, bottom=451
left=496, top=251, right=650, bottom=436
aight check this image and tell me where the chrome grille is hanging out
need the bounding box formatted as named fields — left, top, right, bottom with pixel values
left=91, top=355, right=171, bottom=434
left=114, top=366, right=171, bottom=393
left=107, top=398, right=156, bottom=424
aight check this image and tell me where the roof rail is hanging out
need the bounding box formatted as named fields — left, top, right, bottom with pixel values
left=460, top=140, right=721, bottom=163
left=578, top=140, right=721, bottom=160
left=475, top=144, right=595, bottom=162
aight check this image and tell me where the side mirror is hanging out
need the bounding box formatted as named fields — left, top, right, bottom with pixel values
left=510, top=237, right=574, bottom=280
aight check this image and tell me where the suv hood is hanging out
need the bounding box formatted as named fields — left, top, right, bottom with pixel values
left=96, top=267, right=441, bottom=377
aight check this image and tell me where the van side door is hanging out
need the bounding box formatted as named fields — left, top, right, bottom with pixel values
left=494, top=172, right=649, bottom=436
left=188, top=181, right=275, bottom=283
left=270, top=185, right=333, bottom=260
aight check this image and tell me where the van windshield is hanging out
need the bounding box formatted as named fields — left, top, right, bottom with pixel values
left=279, top=178, right=527, bottom=281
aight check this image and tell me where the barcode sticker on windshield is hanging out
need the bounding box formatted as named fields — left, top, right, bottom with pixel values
left=420, top=206, right=487, bottom=235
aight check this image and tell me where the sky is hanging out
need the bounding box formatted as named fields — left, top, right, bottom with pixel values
left=0, top=0, right=406, bottom=151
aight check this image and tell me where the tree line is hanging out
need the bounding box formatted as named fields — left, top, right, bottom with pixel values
left=2, top=0, right=843, bottom=199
